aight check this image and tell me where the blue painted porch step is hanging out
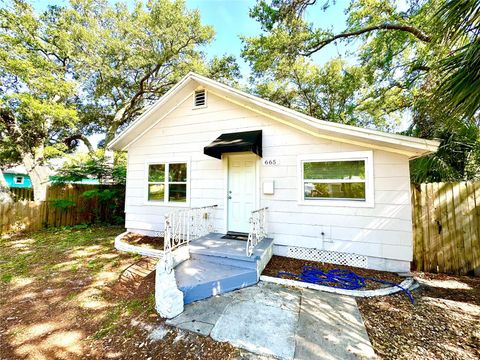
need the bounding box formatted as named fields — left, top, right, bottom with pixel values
left=189, top=233, right=274, bottom=272
left=175, top=259, right=257, bottom=304
left=174, top=233, right=274, bottom=304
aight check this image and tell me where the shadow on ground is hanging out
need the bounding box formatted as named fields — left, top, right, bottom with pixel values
left=0, top=226, right=237, bottom=360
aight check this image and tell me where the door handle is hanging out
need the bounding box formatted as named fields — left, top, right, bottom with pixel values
left=227, top=195, right=232, bottom=199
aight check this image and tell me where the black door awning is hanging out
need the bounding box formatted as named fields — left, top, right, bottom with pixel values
left=204, top=130, right=262, bottom=159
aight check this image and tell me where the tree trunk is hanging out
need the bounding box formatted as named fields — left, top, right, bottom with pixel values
left=105, top=106, right=126, bottom=148
left=0, top=169, right=13, bottom=203
left=22, top=154, right=50, bottom=201
left=0, top=169, right=8, bottom=187
left=103, top=106, right=126, bottom=167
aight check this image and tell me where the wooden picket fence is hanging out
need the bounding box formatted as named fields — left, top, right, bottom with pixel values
left=9, top=187, right=34, bottom=201
left=412, top=182, right=480, bottom=275
left=2, top=181, right=479, bottom=275
left=0, top=184, right=125, bottom=235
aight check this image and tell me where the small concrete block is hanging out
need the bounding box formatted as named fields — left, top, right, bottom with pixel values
left=166, top=295, right=235, bottom=336
left=397, top=271, right=413, bottom=277
left=174, top=319, right=214, bottom=336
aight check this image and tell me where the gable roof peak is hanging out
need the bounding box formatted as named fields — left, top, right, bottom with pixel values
left=108, top=73, right=439, bottom=158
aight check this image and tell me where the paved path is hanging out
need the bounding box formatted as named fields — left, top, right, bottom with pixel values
left=166, top=282, right=376, bottom=359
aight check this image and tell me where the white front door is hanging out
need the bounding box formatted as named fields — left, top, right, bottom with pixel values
left=227, top=154, right=256, bottom=233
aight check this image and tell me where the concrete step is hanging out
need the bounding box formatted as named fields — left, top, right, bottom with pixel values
left=175, top=259, right=257, bottom=304
left=189, top=236, right=274, bottom=274
left=191, top=252, right=258, bottom=270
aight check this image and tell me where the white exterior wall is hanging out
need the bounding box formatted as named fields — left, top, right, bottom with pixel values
left=125, top=92, right=413, bottom=272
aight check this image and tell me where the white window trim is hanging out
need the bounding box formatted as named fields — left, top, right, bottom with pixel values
left=297, top=151, right=374, bottom=208
left=192, top=89, right=208, bottom=109
left=14, top=176, right=24, bottom=185
left=144, top=159, right=190, bottom=207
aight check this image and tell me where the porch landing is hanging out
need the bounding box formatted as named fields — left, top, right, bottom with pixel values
left=175, top=233, right=274, bottom=304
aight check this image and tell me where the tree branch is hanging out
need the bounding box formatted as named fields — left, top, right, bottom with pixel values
left=411, top=64, right=431, bottom=72
left=301, top=24, right=431, bottom=56
left=64, top=134, right=95, bottom=154
left=291, top=70, right=316, bottom=117
left=119, top=64, right=162, bottom=123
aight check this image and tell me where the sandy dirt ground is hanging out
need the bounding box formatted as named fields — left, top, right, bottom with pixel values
left=1, top=227, right=479, bottom=359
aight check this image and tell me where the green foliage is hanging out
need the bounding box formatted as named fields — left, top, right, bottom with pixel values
left=65, top=0, right=240, bottom=144
left=242, top=0, right=438, bottom=130
left=82, top=189, right=116, bottom=202
left=0, top=251, right=33, bottom=281
left=52, top=150, right=126, bottom=224
left=409, top=119, right=480, bottom=183
left=67, top=223, right=90, bottom=230
left=49, top=197, right=76, bottom=210
left=434, top=0, right=480, bottom=119
left=53, top=150, right=126, bottom=185
left=1, top=273, right=13, bottom=283
left=244, top=0, right=480, bottom=181
left=0, top=224, right=122, bottom=293
left=0, top=0, right=79, bottom=167
left=1, top=0, right=240, bottom=176
left=92, top=297, right=150, bottom=339
left=252, top=58, right=398, bottom=129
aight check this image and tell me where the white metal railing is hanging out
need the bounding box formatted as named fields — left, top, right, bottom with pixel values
left=246, top=207, right=268, bottom=256
left=162, top=204, right=217, bottom=272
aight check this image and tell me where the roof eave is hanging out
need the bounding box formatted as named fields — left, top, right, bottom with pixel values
left=107, top=72, right=198, bottom=151
left=108, top=71, right=441, bottom=157
left=189, top=73, right=440, bottom=158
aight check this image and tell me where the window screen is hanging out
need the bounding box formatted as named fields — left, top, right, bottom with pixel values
left=303, top=160, right=367, bottom=201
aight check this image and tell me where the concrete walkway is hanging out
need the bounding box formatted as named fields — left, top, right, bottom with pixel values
left=166, top=282, right=376, bottom=359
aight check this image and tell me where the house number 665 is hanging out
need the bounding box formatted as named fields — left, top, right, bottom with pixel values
left=263, top=158, right=279, bottom=166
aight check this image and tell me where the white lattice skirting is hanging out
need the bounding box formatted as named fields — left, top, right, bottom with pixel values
left=287, top=246, right=368, bottom=269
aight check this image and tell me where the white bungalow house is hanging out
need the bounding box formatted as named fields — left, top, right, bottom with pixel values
left=109, top=72, right=438, bottom=316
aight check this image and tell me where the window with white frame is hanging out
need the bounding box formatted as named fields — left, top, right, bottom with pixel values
left=14, top=176, right=24, bottom=185
left=147, top=162, right=188, bottom=203
left=300, top=152, right=373, bottom=205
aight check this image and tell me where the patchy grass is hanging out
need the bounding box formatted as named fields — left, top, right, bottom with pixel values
left=0, top=225, right=121, bottom=284
left=1, top=273, right=13, bottom=283
left=92, top=304, right=123, bottom=339
left=93, top=296, right=155, bottom=340
left=0, top=225, right=238, bottom=360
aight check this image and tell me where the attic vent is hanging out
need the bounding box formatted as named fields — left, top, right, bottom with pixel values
left=194, top=89, right=206, bottom=107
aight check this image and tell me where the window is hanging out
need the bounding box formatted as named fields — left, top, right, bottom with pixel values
left=147, top=162, right=188, bottom=204
left=193, top=89, right=206, bottom=108
left=299, top=151, right=373, bottom=207
left=14, top=176, right=24, bottom=185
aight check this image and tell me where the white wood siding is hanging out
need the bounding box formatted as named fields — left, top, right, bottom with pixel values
left=125, top=92, right=413, bottom=262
